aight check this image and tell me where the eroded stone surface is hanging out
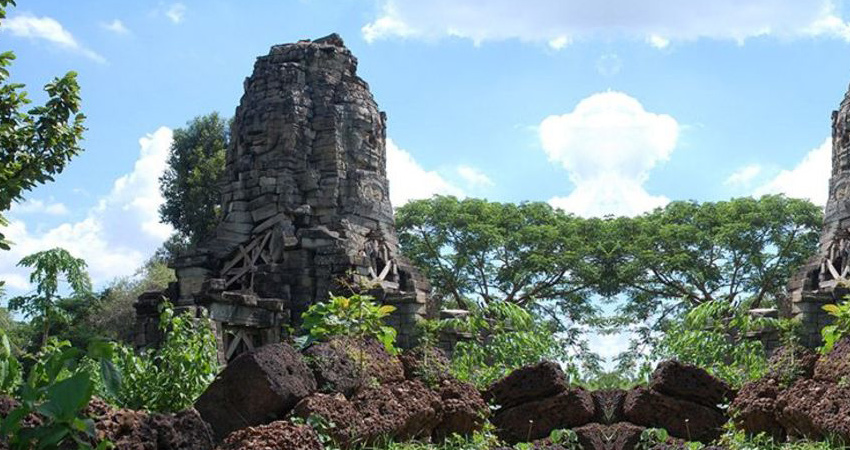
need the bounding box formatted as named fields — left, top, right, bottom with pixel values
left=135, top=34, right=434, bottom=358
left=195, top=343, right=316, bottom=441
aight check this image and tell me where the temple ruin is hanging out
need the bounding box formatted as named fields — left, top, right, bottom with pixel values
left=134, top=34, right=434, bottom=363
left=784, top=83, right=850, bottom=347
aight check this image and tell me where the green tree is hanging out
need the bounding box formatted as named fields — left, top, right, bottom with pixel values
left=8, top=248, right=92, bottom=347
left=610, top=195, right=821, bottom=372
left=396, top=196, right=600, bottom=319
left=0, top=0, right=86, bottom=251
left=89, top=256, right=175, bottom=343
left=158, top=112, right=229, bottom=247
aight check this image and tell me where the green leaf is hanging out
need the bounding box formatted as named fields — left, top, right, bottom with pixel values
left=37, top=371, right=92, bottom=422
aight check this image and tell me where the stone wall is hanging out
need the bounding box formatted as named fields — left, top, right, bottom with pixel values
left=782, top=82, right=850, bottom=348
left=134, top=34, right=435, bottom=361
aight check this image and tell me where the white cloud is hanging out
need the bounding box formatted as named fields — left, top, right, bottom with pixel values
left=4, top=14, right=106, bottom=63
left=725, top=164, right=762, bottom=186
left=540, top=91, right=678, bottom=217
left=0, top=273, right=30, bottom=291
left=101, top=19, right=130, bottom=35
left=1, top=127, right=175, bottom=292
left=9, top=199, right=69, bottom=216
left=647, top=35, right=670, bottom=48
left=456, top=165, right=494, bottom=189
left=363, top=0, right=850, bottom=46
left=165, top=3, right=187, bottom=24
left=548, top=35, right=571, bottom=50
left=386, top=138, right=463, bottom=207
left=755, top=138, right=831, bottom=205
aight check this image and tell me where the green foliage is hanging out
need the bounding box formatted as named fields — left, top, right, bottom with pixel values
left=92, top=256, right=176, bottom=343
left=0, top=338, right=114, bottom=450
left=0, top=0, right=87, bottom=252
left=8, top=248, right=92, bottom=347
left=656, top=300, right=778, bottom=388
left=637, top=428, right=670, bottom=449
left=301, top=294, right=398, bottom=353
left=547, top=428, right=581, bottom=448
left=100, top=302, right=218, bottom=413
left=0, top=329, right=21, bottom=394
left=358, top=423, right=501, bottom=450
left=159, top=112, right=229, bottom=246
left=442, top=302, right=571, bottom=388
left=611, top=195, right=821, bottom=372
left=718, top=425, right=846, bottom=449
left=820, top=297, right=850, bottom=354
left=396, top=196, right=600, bottom=315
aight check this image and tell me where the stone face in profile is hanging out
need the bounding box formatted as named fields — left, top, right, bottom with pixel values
left=135, top=34, right=433, bottom=361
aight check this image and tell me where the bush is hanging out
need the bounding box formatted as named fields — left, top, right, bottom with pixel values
left=820, top=297, right=850, bottom=354
left=0, top=338, right=114, bottom=449
left=656, top=300, right=779, bottom=388
left=301, top=294, right=398, bottom=353
left=441, top=302, right=571, bottom=388
left=98, top=302, right=218, bottom=413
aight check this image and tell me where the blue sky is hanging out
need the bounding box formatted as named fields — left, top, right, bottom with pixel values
left=3, top=0, right=850, bottom=359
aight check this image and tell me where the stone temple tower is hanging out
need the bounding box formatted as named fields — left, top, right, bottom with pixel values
left=134, top=34, right=433, bottom=362
left=785, top=83, right=850, bottom=346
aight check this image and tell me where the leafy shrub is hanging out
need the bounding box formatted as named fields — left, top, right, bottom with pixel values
left=441, top=302, right=570, bottom=388
left=657, top=300, right=779, bottom=388
left=0, top=330, right=20, bottom=395
left=301, top=294, right=397, bottom=352
left=0, top=338, right=113, bottom=449
left=98, top=302, right=218, bottom=413
left=820, top=297, right=850, bottom=354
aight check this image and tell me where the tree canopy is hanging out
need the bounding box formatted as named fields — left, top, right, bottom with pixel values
left=397, top=194, right=822, bottom=373
left=396, top=196, right=602, bottom=323
left=8, top=248, right=92, bottom=346
left=158, top=112, right=229, bottom=247
left=0, top=0, right=86, bottom=251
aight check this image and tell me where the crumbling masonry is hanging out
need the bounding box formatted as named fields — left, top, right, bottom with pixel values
left=784, top=82, right=850, bottom=347
left=134, top=34, right=434, bottom=363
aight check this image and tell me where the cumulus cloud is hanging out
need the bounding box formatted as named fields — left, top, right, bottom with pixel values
left=725, top=164, right=762, bottom=186
left=755, top=138, right=831, bottom=206
left=362, top=0, right=850, bottom=46
left=456, top=165, right=494, bottom=189
left=540, top=91, right=678, bottom=217
left=386, top=138, right=463, bottom=207
left=165, top=3, right=187, bottom=24
left=9, top=199, right=69, bottom=216
left=0, top=128, right=175, bottom=293
left=3, top=14, right=106, bottom=63
left=101, top=19, right=130, bottom=35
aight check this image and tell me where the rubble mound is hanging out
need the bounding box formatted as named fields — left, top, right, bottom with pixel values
left=574, top=422, right=645, bottom=450
left=730, top=338, right=850, bottom=444
left=649, top=361, right=732, bottom=408
left=215, top=421, right=322, bottom=450
left=485, top=361, right=568, bottom=408
left=304, top=337, right=404, bottom=398
left=1, top=397, right=214, bottom=450
left=486, top=360, right=730, bottom=446
left=766, top=344, right=819, bottom=382
left=352, top=379, right=443, bottom=443
left=591, top=389, right=627, bottom=424
left=623, top=387, right=726, bottom=443
left=728, top=378, right=785, bottom=440
left=399, top=345, right=452, bottom=384
left=813, top=337, right=850, bottom=383
left=432, top=378, right=489, bottom=440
